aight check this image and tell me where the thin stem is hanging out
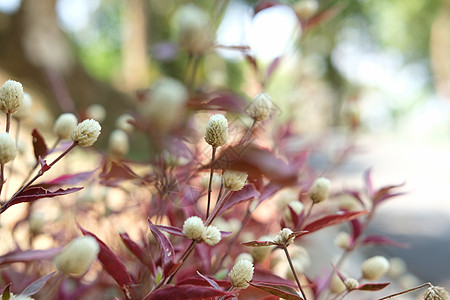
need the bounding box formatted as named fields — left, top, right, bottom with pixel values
left=206, top=147, right=217, bottom=219
left=0, top=164, right=4, bottom=198
left=4, top=119, right=21, bottom=200
left=240, top=119, right=256, bottom=146
left=206, top=190, right=231, bottom=226
left=188, top=55, right=202, bottom=91
left=337, top=290, right=350, bottom=300
left=283, top=246, right=307, bottom=300
left=299, top=202, right=315, bottom=230
left=164, top=240, right=197, bottom=285
left=5, top=113, right=11, bottom=132
left=378, top=283, right=431, bottom=300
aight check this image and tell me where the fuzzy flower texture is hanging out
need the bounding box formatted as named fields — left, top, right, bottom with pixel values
left=222, top=170, right=248, bottom=191
left=228, top=259, right=254, bottom=289
left=274, top=228, right=294, bottom=246
left=424, top=286, right=450, bottom=300
left=0, top=133, right=16, bottom=164
left=183, top=216, right=222, bottom=245
left=247, top=92, right=272, bottom=121
left=308, top=177, right=330, bottom=204
left=205, top=114, right=228, bottom=148
left=72, top=119, right=101, bottom=147
left=0, top=80, right=23, bottom=114
left=54, top=113, right=78, bottom=140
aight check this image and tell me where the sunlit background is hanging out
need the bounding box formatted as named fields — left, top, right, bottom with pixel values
left=1, top=0, right=450, bottom=297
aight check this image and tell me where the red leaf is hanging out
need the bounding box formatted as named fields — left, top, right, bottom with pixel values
left=0, top=187, right=83, bottom=214
left=203, top=92, right=248, bottom=113
left=144, top=284, right=233, bottom=300
left=242, top=240, right=277, bottom=247
left=177, top=277, right=231, bottom=289
left=253, top=268, right=297, bottom=287
left=41, top=170, right=96, bottom=187
left=196, top=271, right=220, bottom=290
left=119, top=233, right=156, bottom=276
left=0, top=248, right=61, bottom=266
left=21, top=272, right=55, bottom=297
left=154, top=225, right=185, bottom=237
left=148, top=219, right=176, bottom=277
left=32, top=129, right=48, bottom=162
left=350, top=219, right=362, bottom=241
left=357, top=282, right=390, bottom=291
left=77, top=224, right=133, bottom=300
left=362, top=235, right=409, bottom=248
left=249, top=282, right=302, bottom=300
left=303, top=211, right=367, bottom=235
left=99, top=160, right=139, bottom=185
left=220, top=184, right=260, bottom=213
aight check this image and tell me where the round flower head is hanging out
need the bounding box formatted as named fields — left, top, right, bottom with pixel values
left=235, top=252, right=254, bottom=263
left=86, top=104, right=106, bottom=123
left=274, top=228, right=294, bottom=246
left=108, top=129, right=129, bottom=156
left=222, top=170, right=247, bottom=191
left=228, top=259, right=254, bottom=289
left=0, top=80, right=23, bottom=114
left=54, top=113, right=78, bottom=140
left=344, top=278, right=359, bottom=291
left=294, top=0, right=319, bottom=20
left=115, top=113, right=134, bottom=134
left=424, top=286, right=450, bottom=300
left=361, top=255, right=390, bottom=281
left=183, top=216, right=205, bottom=240
left=13, top=92, right=32, bottom=119
left=334, top=232, right=351, bottom=250
left=143, top=78, right=188, bottom=133
left=175, top=4, right=213, bottom=53
left=308, top=177, right=330, bottom=204
left=72, top=119, right=101, bottom=147
left=0, top=132, right=16, bottom=164
left=54, top=236, right=100, bottom=277
left=205, top=114, right=228, bottom=148
left=247, top=92, right=272, bottom=121
left=330, top=273, right=346, bottom=294
left=202, top=225, right=221, bottom=245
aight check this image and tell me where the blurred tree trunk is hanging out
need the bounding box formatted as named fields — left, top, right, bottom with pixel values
left=0, top=0, right=134, bottom=121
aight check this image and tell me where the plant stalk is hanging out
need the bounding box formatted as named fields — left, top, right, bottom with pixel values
left=283, top=246, right=307, bottom=300
left=206, top=146, right=217, bottom=219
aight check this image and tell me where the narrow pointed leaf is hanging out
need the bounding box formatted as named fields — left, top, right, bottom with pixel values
left=177, top=277, right=231, bottom=289
left=21, top=272, right=55, bottom=296
left=242, top=240, right=277, bottom=247
left=357, top=282, right=390, bottom=291
left=196, top=271, right=220, bottom=290
left=119, top=233, right=156, bottom=276
left=144, top=284, right=233, bottom=300
left=362, top=235, right=409, bottom=248
left=77, top=223, right=133, bottom=300
left=148, top=219, right=176, bottom=277
left=303, top=211, right=367, bottom=235
left=249, top=282, right=302, bottom=300
left=41, top=170, right=96, bottom=187
left=220, top=184, right=260, bottom=213
left=32, top=129, right=48, bottom=162
left=0, top=248, right=61, bottom=266
left=154, top=225, right=185, bottom=237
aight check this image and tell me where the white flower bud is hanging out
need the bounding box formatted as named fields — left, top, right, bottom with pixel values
left=228, top=259, right=254, bottom=289
left=330, top=273, right=346, bottom=294
left=283, top=201, right=304, bottom=223
left=143, top=78, right=188, bottom=132
left=29, top=211, right=45, bottom=234
left=54, top=236, right=100, bottom=276
left=361, top=256, right=390, bottom=281
left=182, top=216, right=205, bottom=240
left=294, top=0, right=319, bottom=20
left=344, top=278, right=359, bottom=290
left=115, top=114, right=134, bottom=134
left=334, top=232, right=351, bottom=250
left=424, top=286, right=450, bottom=300
left=174, top=4, right=213, bottom=53
left=247, top=92, right=272, bottom=121
left=308, top=177, right=330, bottom=204
left=274, top=228, right=294, bottom=246
left=108, top=129, right=129, bottom=156
left=9, top=294, right=34, bottom=300
left=0, top=132, right=16, bottom=164
left=72, top=119, right=101, bottom=147
left=222, top=170, right=247, bottom=191
left=13, top=92, right=32, bottom=120
left=235, top=253, right=254, bottom=263
left=202, top=225, right=221, bottom=245
left=54, top=113, right=78, bottom=140
left=86, top=104, right=106, bottom=123
left=205, top=114, right=228, bottom=148
left=0, top=80, right=23, bottom=114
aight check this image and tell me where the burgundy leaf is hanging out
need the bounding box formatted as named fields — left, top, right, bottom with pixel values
left=41, top=170, right=96, bottom=187
left=154, top=225, right=185, bottom=237
left=21, top=272, right=55, bottom=297
left=258, top=182, right=282, bottom=205
left=38, top=157, right=50, bottom=174
left=144, top=284, right=233, bottom=300
left=0, top=248, right=61, bottom=266
left=246, top=55, right=259, bottom=74
left=303, top=211, right=367, bottom=235
left=203, top=92, right=248, bottom=113
left=99, top=160, right=139, bottom=183
left=0, top=187, right=83, bottom=214
left=77, top=223, right=133, bottom=300
left=220, top=231, right=232, bottom=237
left=362, top=235, right=409, bottom=248
left=254, top=1, right=279, bottom=15
left=32, top=129, right=48, bottom=162
left=119, top=233, right=156, bottom=276
left=357, top=282, right=390, bottom=291
left=196, top=271, right=220, bottom=290
left=253, top=268, right=297, bottom=287
left=302, top=3, right=342, bottom=31
left=331, top=264, right=346, bottom=282
left=350, top=219, right=362, bottom=241
left=341, top=190, right=365, bottom=209
left=249, top=282, right=302, bottom=300
left=220, top=184, right=260, bottom=213
left=242, top=240, right=277, bottom=247
left=148, top=219, right=176, bottom=277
